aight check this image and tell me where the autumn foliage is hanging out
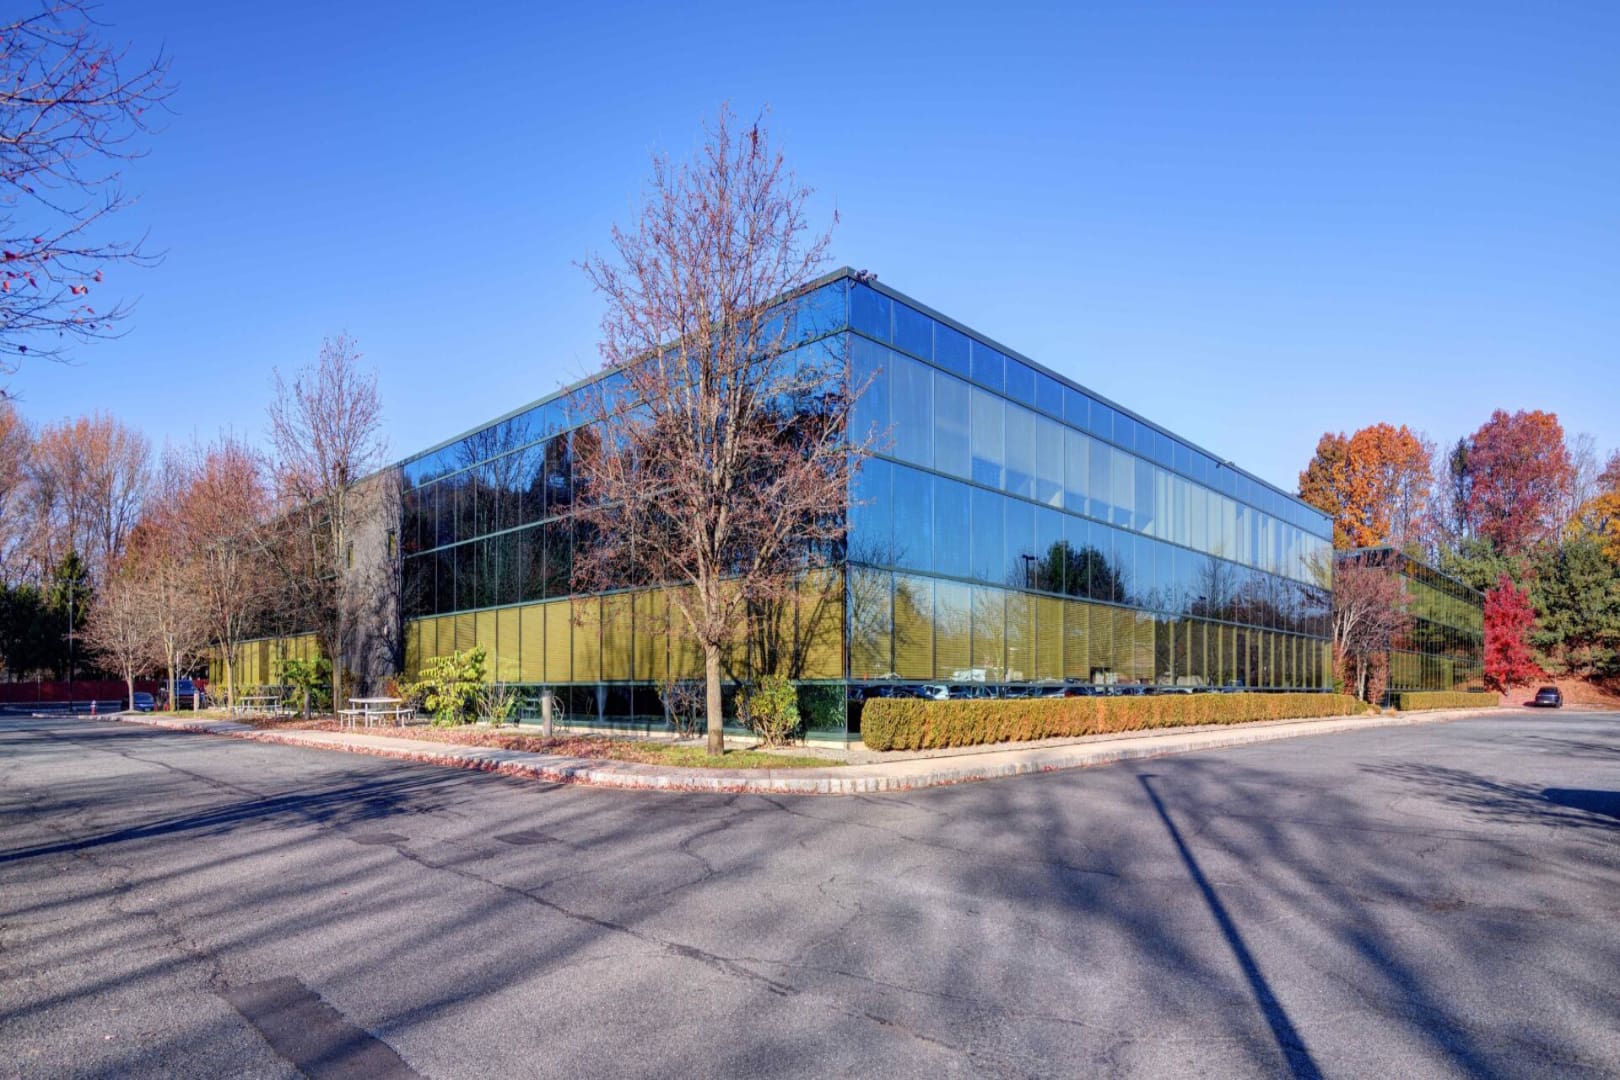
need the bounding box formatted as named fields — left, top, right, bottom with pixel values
left=1462, top=410, right=1574, bottom=555
left=1483, top=574, right=1541, bottom=693
left=1298, top=423, right=1431, bottom=550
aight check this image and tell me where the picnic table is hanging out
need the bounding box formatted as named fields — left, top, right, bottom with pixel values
left=339, top=696, right=415, bottom=729
left=231, top=694, right=284, bottom=717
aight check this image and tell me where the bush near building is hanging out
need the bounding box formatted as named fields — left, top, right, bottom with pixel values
left=1389, top=691, right=1495, bottom=712
left=861, top=692, right=1372, bottom=752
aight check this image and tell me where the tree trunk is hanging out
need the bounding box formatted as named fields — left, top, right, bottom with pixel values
left=167, top=658, right=177, bottom=713
left=705, top=646, right=724, bottom=756
left=125, top=672, right=134, bottom=712
left=224, top=653, right=235, bottom=709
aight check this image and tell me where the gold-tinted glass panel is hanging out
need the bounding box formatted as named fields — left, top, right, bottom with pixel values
left=970, top=587, right=1005, bottom=681
left=496, top=607, right=520, bottom=682
left=1063, top=600, right=1088, bottom=680
left=519, top=604, right=545, bottom=683
left=544, top=601, right=572, bottom=683
left=893, top=575, right=933, bottom=680
left=934, top=581, right=971, bottom=680
left=572, top=598, right=601, bottom=682
left=848, top=567, right=892, bottom=679
left=798, top=568, right=844, bottom=679
left=1035, top=596, right=1063, bottom=681
left=1005, top=592, right=1034, bottom=682
left=602, top=594, right=633, bottom=680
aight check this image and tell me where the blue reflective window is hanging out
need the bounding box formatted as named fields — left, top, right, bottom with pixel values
left=892, top=464, right=932, bottom=573
left=1004, top=498, right=1035, bottom=589
left=1063, top=515, right=1089, bottom=598
left=970, top=342, right=1005, bottom=392
left=1036, top=416, right=1065, bottom=507
left=1003, top=403, right=1035, bottom=499
left=1089, top=401, right=1116, bottom=442
left=1036, top=373, right=1064, bottom=417
left=970, top=488, right=1004, bottom=584
left=1135, top=456, right=1155, bottom=535
left=850, top=283, right=891, bottom=342
left=850, top=457, right=893, bottom=565
left=1005, top=360, right=1036, bottom=407
left=890, top=352, right=933, bottom=467
left=934, top=323, right=970, bottom=377
left=1089, top=440, right=1113, bottom=522
left=1034, top=507, right=1064, bottom=593
left=1174, top=440, right=1192, bottom=476
left=1063, top=386, right=1089, bottom=429
left=970, top=388, right=1003, bottom=489
left=892, top=303, right=933, bottom=360
left=1133, top=534, right=1157, bottom=608
left=933, top=476, right=971, bottom=578
left=794, top=279, right=847, bottom=342
left=1115, top=414, right=1138, bottom=453
left=1153, top=430, right=1174, bottom=468
left=1064, top=428, right=1089, bottom=516
left=933, top=372, right=971, bottom=479
left=850, top=335, right=889, bottom=453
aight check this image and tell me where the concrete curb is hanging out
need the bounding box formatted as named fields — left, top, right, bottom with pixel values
left=95, top=706, right=1519, bottom=795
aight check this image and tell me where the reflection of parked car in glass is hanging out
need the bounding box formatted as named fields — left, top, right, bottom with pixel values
left=1533, top=686, right=1563, bottom=708
left=919, top=684, right=950, bottom=701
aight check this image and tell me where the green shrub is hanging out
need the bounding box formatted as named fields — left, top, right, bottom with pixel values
left=278, top=657, right=331, bottom=720
left=743, top=675, right=801, bottom=747
left=860, top=692, right=1374, bottom=752
left=1390, top=690, right=1495, bottom=712
left=409, top=646, right=488, bottom=725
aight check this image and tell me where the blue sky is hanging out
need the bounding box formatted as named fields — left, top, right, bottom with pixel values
left=8, top=0, right=1617, bottom=491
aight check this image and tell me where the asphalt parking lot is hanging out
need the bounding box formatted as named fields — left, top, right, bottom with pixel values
left=2, top=709, right=1617, bottom=1078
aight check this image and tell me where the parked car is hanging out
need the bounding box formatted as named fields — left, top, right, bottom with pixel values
left=918, top=684, right=951, bottom=701
left=1060, top=685, right=1098, bottom=698
left=1533, top=686, right=1564, bottom=708
left=130, top=692, right=155, bottom=713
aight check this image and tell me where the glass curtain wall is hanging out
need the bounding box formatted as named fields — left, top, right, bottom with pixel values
left=845, top=279, right=1335, bottom=703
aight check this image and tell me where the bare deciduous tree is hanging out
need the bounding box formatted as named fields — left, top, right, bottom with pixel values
left=176, top=434, right=270, bottom=706
left=0, top=0, right=172, bottom=374
left=578, top=107, right=856, bottom=754
left=1332, top=552, right=1413, bottom=702
left=81, top=558, right=148, bottom=707
left=125, top=455, right=206, bottom=709
left=0, top=399, right=32, bottom=583
left=23, top=410, right=148, bottom=582
left=266, top=333, right=385, bottom=711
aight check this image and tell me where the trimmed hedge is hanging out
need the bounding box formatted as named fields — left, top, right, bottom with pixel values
left=1390, top=691, right=1496, bottom=712
left=860, top=692, right=1374, bottom=752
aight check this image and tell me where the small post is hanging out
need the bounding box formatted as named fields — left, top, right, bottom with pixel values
left=541, top=690, right=554, bottom=738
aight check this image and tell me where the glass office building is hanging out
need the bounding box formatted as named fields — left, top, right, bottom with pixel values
left=1337, top=547, right=1484, bottom=698
left=231, top=269, right=1337, bottom=742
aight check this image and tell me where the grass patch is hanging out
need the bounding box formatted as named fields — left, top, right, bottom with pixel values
left=235, top=716, right=838, bottom=769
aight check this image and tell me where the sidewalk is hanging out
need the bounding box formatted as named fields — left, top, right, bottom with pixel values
left=102, top=706, right=1518, bottom=795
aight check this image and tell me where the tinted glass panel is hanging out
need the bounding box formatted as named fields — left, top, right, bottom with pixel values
left=1003, top=403, right=1035, bottom=499
left=850, top=283, right=891, bottom=342
left=1036, top=373, right=1064, bottom=417
left=1036, top=416, right=1064, bottom=507
left=1005, top=360, right=1036, bottom=407
left=933, top=372, right=970, bottom=479
left=934, top=323, right=970, bottom=377
left=933, top=476, right=971, bottom=577
left=890, top=352, right=933, bottom=467
left=970, top=388, right=1003, bottom=489
left=850, top=457, right=893, bottom=565
left=970, top=487, right=1004, bottom=584
left=892, top=303, right=933, bottom=360
left=1004, top=497, right=1034, bottom=589
left=970, top=342, right=1005, bottom=392
left=892, top=464, right=932, bottom=573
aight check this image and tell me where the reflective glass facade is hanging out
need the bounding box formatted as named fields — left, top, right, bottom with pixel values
left=231, top=269, right=1335, bottom=741
left=1339, top=548, right=1484, bottom=696
left=844, top=276, right=1335, bottom=707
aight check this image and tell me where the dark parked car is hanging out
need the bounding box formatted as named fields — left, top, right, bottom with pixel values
left=1533, top=686, right=1563, bottom=708
left=130, top=692, right=155, bottom=713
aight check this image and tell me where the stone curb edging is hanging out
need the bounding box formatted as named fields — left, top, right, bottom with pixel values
left=94, top=706, right=1513, bottom=796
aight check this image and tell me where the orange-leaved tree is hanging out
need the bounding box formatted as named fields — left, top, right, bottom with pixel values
left=1299, top=423, right=1432, bottom=551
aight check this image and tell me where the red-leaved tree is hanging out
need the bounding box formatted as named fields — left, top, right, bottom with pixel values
left=1483, top=574, right=1541, bottom=693
left=1463, top=410, right=1573, bottom=555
